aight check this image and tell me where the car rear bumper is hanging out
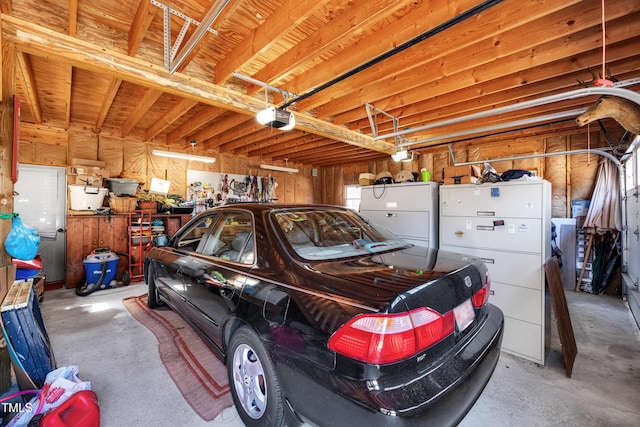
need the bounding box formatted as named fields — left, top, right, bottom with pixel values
left=277, top=304, right=504, bottom=427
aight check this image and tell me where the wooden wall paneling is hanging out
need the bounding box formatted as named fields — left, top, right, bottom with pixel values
left=569, top=132, right=599, bottom=201
left=321, top=167, right=334, bottom=205
left=282, top=171, right=294, bottom=203
left=19, top=123, right=68, bottom=146
left=545, top=136, right=569, bottom=218
left=68, top=131, right=98, bottom=161
left=466, top=146, right=479, bottom=163
left=313, top=169, right=322, bottom=204
left=235, top=156, right=250, bottom=175
left=452, top=146, right=468, bottom=165
left=433, top=151, right=449, bottom=181
left=18, top=140, right=67, bottom=166
left=300, top=169, right=314, bottom=203
left=334, top=168, right=345, bottom=206
left=418, top=152, right=434, bottom=178
left=98, top=135, right=124, bottom=176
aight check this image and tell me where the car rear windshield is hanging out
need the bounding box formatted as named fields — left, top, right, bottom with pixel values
left=272, top=208, right=410, bottom=261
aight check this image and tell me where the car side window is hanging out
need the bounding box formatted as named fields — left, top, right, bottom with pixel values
left=176, top=217, right=215, bottom=252
left=199, top=212, right=254, bottom=264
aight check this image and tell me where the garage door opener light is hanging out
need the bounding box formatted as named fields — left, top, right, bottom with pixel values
left=256, top=106, right=296, bottom=130
left=392, top=149, right=413, bottom=162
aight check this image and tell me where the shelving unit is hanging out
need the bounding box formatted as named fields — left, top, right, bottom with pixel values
left=128, top=210, right=153, bottom=281
left=66, top=213, right=193, bottom=287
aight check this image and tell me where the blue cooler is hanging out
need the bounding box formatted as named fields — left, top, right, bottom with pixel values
left=83, top=250, right=119, bottom=289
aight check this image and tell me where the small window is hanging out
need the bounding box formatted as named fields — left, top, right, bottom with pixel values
left=200, top=212, right=254, bottom=264
left=345, top=185, right=361, bottom=210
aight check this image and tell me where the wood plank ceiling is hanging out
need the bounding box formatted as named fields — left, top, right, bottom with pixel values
left=4, top=0, right=640, bottom=168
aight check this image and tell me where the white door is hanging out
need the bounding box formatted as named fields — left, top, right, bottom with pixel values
left=14, top=164, right=67, bottom=283
left=624, top=151, right=640, bottom=287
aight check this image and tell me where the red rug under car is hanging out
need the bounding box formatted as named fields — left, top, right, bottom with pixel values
left=122, top=294, right=233, bottom=421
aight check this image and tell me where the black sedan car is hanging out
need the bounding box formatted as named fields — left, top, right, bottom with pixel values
left=144, top=204, right=503, bottom=427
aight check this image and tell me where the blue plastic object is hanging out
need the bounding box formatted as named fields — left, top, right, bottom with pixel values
left=1, top=280, right=56, bottom=388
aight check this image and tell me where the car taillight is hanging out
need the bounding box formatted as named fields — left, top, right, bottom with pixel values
left=472, top=271, right=491, bottom=308
left=328, top=307, right=454, bottom=364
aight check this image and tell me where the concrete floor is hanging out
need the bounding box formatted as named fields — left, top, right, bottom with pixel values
left=39, top=283, right=640, bottom=427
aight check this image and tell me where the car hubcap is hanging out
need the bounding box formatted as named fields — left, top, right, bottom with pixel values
left=232, top=343, right=267, bottom=419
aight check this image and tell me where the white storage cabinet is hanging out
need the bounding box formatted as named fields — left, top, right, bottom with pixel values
left=439, top=180, right=551, bottom=365
left=359, top=181, right=439, bottom=248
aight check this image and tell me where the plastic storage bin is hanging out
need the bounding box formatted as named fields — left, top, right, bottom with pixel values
left=69, top=185, right=108, bottom=211
left=105, top=178, right=139, bottom=196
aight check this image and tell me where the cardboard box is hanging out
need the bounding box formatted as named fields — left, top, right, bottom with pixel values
left=571, top=199, right=591, bottom=218
left=444, top=176, right=478, bottom=185
left=358, top=173, right=376, bottom=186
left=444, top=165, right=474, bottom=178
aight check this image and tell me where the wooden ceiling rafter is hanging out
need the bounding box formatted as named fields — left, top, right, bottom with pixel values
left=166, top=105, right=227, bottom=144
left=282, top=0, right=470, bottom=106
left=193, top=113, right=255, bottom=149
left=64, top=0, right=78, bottom=130
left=253, top=136, right=334, bottom=159
left=145, top=97, right=198, bottom=141
left=300, top=0, right=586, bottom=116
left=205, top=120, right=279, bottom=152
left=243, top=0, right=409, bottom=95
left=241, top=131, right=316, bottom=158
left=214, top=0, right=325, bottom=86
left=129, top=0, right=157, bottom=56
left=323, top=1, right=637, bottom=123
left=1, top=15, right=393, bottom=155
left=7, top=0, right=640, bottom=168
left=350, top=49, right=640, bottom=136
left=121, top=88, right=163, bottom=137
left=94, top=78, right=122, bottom=133
left=356, top=46, right=640, bottom=144
left=15, top=51, right=41, bottom=123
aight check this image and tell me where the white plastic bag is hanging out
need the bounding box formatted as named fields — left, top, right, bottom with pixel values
left=7, top=366, right=91, bottom=427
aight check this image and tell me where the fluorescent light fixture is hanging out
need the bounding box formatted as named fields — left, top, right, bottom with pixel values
left=152, top=149, right=216, bottom=163
left=256, top=106, right=296, bottom=130
left=391, top=149, right=414, bottom=162
left=260, top=163, right=299, bottom=173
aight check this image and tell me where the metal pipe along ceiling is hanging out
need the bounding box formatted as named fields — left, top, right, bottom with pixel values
left=382, top=83, right=640, bottom=146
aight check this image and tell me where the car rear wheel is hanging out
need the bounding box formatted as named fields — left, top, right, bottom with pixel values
left=228, top=326, right=285, bottom=427
left=146, top=265, right=161, bottom=309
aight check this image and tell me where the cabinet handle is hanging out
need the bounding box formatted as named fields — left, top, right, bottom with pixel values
left=482, top=258, right=495, bottom=264
left=489, top=290, right=495, bottom=295
left=476, top=225, right=494, bottom=231
left=477, top=211, right=495, bottom=216
left=386, top=213, right=396, bottom=217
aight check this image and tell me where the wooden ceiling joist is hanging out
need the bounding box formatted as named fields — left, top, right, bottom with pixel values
left=1, top=14, right=392, bottom=154
left=15, top=52, right=41, bottom=123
